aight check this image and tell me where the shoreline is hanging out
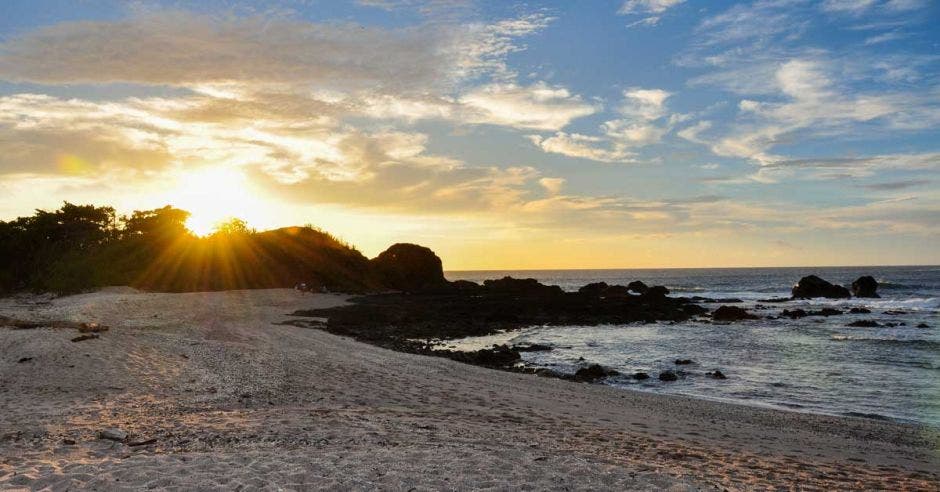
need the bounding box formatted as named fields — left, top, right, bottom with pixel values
left=2, top=288, right=938, bottom=490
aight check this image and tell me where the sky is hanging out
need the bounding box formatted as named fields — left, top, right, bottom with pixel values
left=0, top=0, right=937, bottom=270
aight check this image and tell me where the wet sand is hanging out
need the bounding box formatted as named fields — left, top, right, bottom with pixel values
left=1, top=288, right=938, bottom=490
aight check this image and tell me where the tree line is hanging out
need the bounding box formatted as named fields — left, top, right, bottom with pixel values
left=0, top=202, right=379, bottom=294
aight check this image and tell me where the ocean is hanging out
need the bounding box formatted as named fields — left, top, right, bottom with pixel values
left=445, top=266, right=940, bottom=427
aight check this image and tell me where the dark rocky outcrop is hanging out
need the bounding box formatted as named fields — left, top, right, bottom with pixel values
left=643, top=286, right=670, bottom=298
left=917, top=323, right=930, bottom=328
left=712, top=305, right=759, bottom=321
left=847, top=320, right=880, bottom=327
left=579, top=282, right=610, bottom=296
left=791, top=275, right=851, bottom=299
left=851, top=276, right=879, bottom=298
left=574, top=364, right=619, bottom=382
left=482, top=277, right=564, bottom=297
left=781, top=308, right=843, bottom=318
left=627, top=280, right=650, bottom=294
left=658, top=370, right=678, bottom=382
left=371, top=243, right=448, bottom=292
left=632, top=372, right=650, bottom=380
left=850, top=307, right=871, bottom=314
left=707, top=370, right=727, bottom=380
left=514, top=343, right=553, bottom=352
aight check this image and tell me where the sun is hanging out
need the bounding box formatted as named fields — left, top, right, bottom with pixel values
left=168, top=167, right=268, bottom=236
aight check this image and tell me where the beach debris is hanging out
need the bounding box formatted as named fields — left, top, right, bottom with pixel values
left=78, top=322, right=109, bottom=333
left=71, top=334, right=99, bottom=342
left=851, top=276, right=879, bottom=298
left=574, top=364, right=619, bottom=382
left=97, top=428, right=127, bottom=442
left=17, top=357, right=33, bottom=363
left=791, top=275, right=851, bottom=299
left=707, top=370, right=727, bottom=380
left=674, top=359, right=694, bottom=365
left=712, top=305, right=759, bottom=321
left=850, top=307, right=871, bottom=314
left=62, top=438, right=76, bottom=445
left=658, top=370, right=678, bottom=382
left=0, top=316, right=45, bottom=329
left=632, top=372, right=650, bottom=380
left=847, top=320, right=880, bottom=327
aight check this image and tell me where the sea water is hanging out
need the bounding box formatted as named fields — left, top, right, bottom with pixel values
left=445, top=266, right=940, bottom=427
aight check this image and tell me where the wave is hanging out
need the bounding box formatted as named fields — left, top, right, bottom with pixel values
left=831, top=335, right=940, bottom=351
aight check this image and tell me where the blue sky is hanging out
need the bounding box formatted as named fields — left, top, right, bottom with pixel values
left=0, top=0, right=937, bottom=268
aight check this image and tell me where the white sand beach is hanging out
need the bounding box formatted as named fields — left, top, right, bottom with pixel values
left=1, top=288, right=938, bottom=490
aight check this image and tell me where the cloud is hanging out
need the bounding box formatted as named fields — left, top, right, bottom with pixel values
left=539, top=177, right=566, bottom=195
left=618, top=0, right=685, bottom=26
left=460, top=82, right=598, bottom=130
left=821, top=0, right=877, bottom=15
left=528, top=133, right=634, bottom=163
left=860, top=179, right=931, bottom=190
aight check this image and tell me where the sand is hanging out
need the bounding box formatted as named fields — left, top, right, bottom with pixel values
left=1, top=288, right=938, bottom=491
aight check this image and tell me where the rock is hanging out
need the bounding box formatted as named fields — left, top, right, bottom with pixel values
left=759, top=297, right=791, bottom=303
left=707, top=370, right=727, bottom=380
left=97, top=428, right=127, bottom=442
left=62, top=438, right=76, bottom=445
left=847, top=320, right=880, bottom=327
left=674, top=359, right=694, bottom=365
left=574, top=364, right=619, bottom=382
left=851, top=276, right=879, bottom=298
left=643, top=286, right=670, bottom=298
left=78, top=322, right=109, bottom=333
left=127, top=438, right=158, bottom=447
left=627, top=281, right=650, bottom=294
left=482, top=277, right=564, bottom=296
left=17, top=357, right=33, bottom=363
left=578, top=282, right=609, bottom=296
left=850, top=307, right=871, bottom=314
left=632, top=372, right=650, bottom=380
left=449, top=280, right=482, bottom=292
left=791, top=275, right=851, bottom=299
left=782, top=308, right=842, bottom=318
left=514, top=343, right=553, bottom=352
left=917, top=323, right=930, bottom=328
left=371, top=243, right=448, bottom=292
left=658, top=370, right=678, bottom=382
left=712, top=305, right=759, bottom=321
left=883, top=310, right=907, bottom=315
left=71, top=334, right=99, bottom=343
left=781, top=309, right=808, bottom=319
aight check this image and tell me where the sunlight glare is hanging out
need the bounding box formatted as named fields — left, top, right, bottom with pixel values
left=168, top=167, right=270, bottom=236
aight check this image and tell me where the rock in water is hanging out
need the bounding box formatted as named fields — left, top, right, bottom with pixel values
left=482, top=277, right=564, bottom=296
left=674, top=359, right=694, bottom=365
left=578, top=282, right=610, bottom=296
left=371, top=243, right=447, bottom=292
left=791, top=275, right=851, bottom=299
left=632, top=372, right=650, bottom=380
left=847, top=320, right=880, bottom=327
left=574, top=364, right=619, bottom=382
left=626, top=280, right=649, bottom=294
left=712, top=305, right=759, bottom=321
left=851, top=276, right=879, bottom=298
left=707, top=370, right=728, bottom=380
left=97, top=428, right=127, bottom=442
left=658, top=370, right=678, bottom=382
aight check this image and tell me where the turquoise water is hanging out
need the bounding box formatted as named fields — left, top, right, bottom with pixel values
left=445, top=266, right=940, bottom=427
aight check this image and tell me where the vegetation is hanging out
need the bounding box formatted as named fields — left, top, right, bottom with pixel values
left=0, top=202, right=382, bottom=294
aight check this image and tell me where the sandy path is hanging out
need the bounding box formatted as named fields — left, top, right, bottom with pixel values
left=1, top=288, right=938, bottom=491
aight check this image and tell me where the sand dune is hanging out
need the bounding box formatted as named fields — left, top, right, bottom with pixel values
left=1, top=289, right=938, bottom=490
